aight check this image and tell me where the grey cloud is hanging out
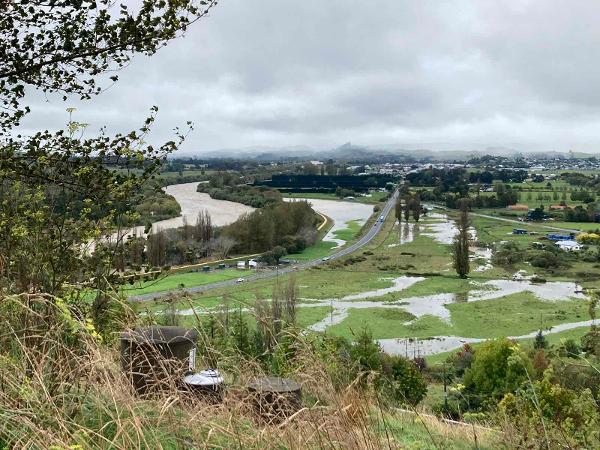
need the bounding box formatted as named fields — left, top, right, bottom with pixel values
left=17, top=0, right=600, bottom=153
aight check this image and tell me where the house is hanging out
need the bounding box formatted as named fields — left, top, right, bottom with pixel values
left=236, top=261, right=246, bottom=269
left=556, top=240, right=582, bottom=252
left=248, top=259, right=258, bottom=268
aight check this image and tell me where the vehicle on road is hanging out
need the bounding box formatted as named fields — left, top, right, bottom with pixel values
left=321, top=257, right=330, bottom=261
left=236, top=278, right=245, bottom=283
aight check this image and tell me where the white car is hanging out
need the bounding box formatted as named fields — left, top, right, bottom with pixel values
left=321, top=257, right=330, bottom=261
left=236, top=278, right=245, bottom=283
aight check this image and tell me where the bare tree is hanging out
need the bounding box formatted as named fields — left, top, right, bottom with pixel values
left=209, top=236, right=237, bottom=259
left=194, top=210, right=214, bottom=245
left=182, top=216, right=193, bottom=241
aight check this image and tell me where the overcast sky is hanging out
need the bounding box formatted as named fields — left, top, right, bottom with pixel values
left=19, top=0, right=600, bottom=154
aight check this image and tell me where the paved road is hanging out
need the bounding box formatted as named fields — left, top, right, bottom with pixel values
left=130, top=190, right=399, bottom=302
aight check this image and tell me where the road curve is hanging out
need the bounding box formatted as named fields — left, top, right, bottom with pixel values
left=129, top=190, right=399, bottom=303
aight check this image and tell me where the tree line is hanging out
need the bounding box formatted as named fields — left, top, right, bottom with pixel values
left=106, top=199, right=320, bottom=271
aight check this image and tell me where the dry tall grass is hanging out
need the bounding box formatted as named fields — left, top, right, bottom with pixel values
left=0, top=294, right=500, bottom=449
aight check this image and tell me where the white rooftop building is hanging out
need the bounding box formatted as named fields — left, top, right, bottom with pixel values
left=556, top=240, right=582, bottom=252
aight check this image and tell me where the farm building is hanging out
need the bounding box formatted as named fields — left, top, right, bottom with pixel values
left=547, top=233, right=576, bottom=241
left=556, top=240, right=582, bottom=251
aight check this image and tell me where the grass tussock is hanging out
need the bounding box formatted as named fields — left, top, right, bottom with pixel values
left=0, top=293, right=504, bottom=449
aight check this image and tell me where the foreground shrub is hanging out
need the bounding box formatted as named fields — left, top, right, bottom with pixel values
left=463, top=338, right=533, bottom=401
left=499, top=377, right=600, bottom=449
left=381, top=354, right=427, bottom=406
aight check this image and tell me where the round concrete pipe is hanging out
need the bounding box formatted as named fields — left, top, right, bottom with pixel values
left=247, top=377, right=302, bottom=423
left=120, top=326, right=199, bottom=395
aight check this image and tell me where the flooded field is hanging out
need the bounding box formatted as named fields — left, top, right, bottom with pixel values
left=379, top=320, right=596, bottom=357
left=286, top=198, right=373, bottom=247
left=388, top=222, right=417, bottom=247
left=421, top=212, right=477, bottom=245
left=472, top=247, right=493, bottom=272
left=391, top=211, right=492, bottom=271
left=170, top=205, right=593, bottom=357
left=298, top=275, right=587, bottom=336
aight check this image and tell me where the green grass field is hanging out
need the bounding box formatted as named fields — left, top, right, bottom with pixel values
left=287, top=240, right=338, bottom=261
left=547, top=221, right=600, bottom=231
left=124, top=269, right=253, bottom=296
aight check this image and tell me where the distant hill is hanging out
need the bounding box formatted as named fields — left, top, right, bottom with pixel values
left=179, top=143, right=598, bottom=161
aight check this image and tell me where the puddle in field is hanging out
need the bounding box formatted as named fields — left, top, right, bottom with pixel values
left=421, top=212, right=477, bottom=245
left=472, top=247, right=494, bottom=272
left=422, top=210, right=493, bottom=271
left=402, top=223, right=416, bottom=244
left=378, top=320, right=597, bottom=356
left=388, top=222, right=418, bottom=247
left=306, top=276, right=426, bottom=331
left=284, top=198, right=372, bottom=248
left=300, top=276, right=587, bottom=332
left=472, top=279, right=586, bottom=302
left=340, top=276, right=425, bottom=301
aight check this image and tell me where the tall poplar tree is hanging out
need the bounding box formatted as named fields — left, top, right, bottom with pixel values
left=453, top=199, right=471, bottom=279
left=412, top=194, right=421, bottom=222
left=395, top=197, right=403, bottom=222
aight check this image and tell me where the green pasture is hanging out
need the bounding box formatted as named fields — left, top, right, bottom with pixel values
left=124, top=269, right=252, bottom=296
